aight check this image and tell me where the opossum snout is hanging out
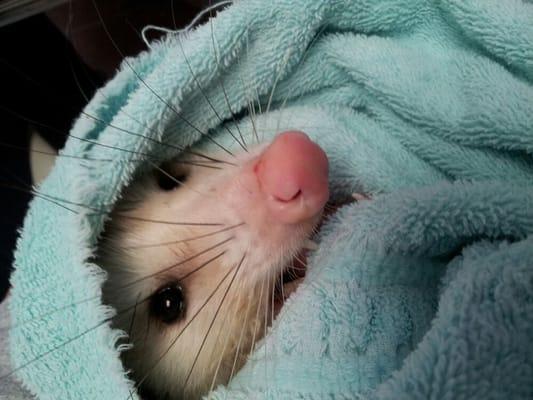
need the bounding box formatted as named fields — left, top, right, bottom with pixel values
left=253, top=131, right=329, bottom=224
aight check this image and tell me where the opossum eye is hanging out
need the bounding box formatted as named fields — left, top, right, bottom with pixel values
left=155, top=164, right=189, bottom=191
left=149, top=283, right=186, bottom=324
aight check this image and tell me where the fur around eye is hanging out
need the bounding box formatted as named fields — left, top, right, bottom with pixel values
left=155, top=165, right=189, bottom=191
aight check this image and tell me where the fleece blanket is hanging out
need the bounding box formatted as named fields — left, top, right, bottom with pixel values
left=6, top=0, right=533, bottom=399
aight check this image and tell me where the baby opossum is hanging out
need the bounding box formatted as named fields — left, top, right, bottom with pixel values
left=97, top=130, right=330, bottom=399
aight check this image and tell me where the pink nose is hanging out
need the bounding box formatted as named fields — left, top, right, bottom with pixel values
left=254, top=131, right=329, bottom=224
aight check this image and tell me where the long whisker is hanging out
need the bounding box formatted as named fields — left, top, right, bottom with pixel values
left=1, top=239, right=231, bottom=333
left=1, top=249, right=235, bottom=385
left=247, top=95, right=260, bottom=145
left=0, top=180, right=80, bottom=214
left=237, top=32, right=260, bottom=145
left=0, top=60, right=233, bottom=167
left=148, top=160, right=215, bottom=198
left=128, top=293, right=142, bottom=338
left=265, top=46, right=292, bottom=122
left=1, top=182, right=225, bottom=226
left=31, top=191, right=79, bottom=214
left=3, top=134, right=222, bottom=170
left=209, top=9, right=248, bottom=151
left=90, top=0, right=236, bottom=159
left=175, top=250, right=229, bottom=283
left=71, top=60, right=233, bottom=169
left=262, top=42, right=299, bottom=145
left=176, top=35, right=245, bottom=153
left=3, top=98, right=236, bottom=173
left=183, top=253, right=246, bottom=391
left=279, top=268, right=285, bottom=311
left=3, top=256, right=246, bottom=386
left=275, top=24, right=328, bottom=134
left=143, top=307, right=152, bottom=352
left=0, top=104, right=166, bottom=164
left=69, top=40, right=236, bottom=169
left=270, top=265, right=276, bottom=327
left=264, top=267, right=272, bottom=392
left=175, top=161, right=223, bottom=170
left=77, top=112, right=237, bottom=166
left=121, top=241, right=232, bottom=290
left=249, top=268, right=266, bottom=354
left=226, top=275, right=254, bottom=384
left=113, top=214, right=223, bottom=227
left=0, top=139, right=143, bottom=163
left=0, top=296, right=150, bottom=383
left=124, top=223, right=243, bottom=249
left=292, top=254, right=307, bottom=268
left=128, top=252, right=241, bottom=399
left=171, top=0, right=177, bottom=30
left=206, top=264, right=247, bottom=397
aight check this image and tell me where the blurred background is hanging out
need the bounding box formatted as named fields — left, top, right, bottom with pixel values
left=0, top=0, right=217, bottom=301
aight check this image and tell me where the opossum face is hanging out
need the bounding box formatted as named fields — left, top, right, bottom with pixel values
left=99, top=131, right=329, bottom=399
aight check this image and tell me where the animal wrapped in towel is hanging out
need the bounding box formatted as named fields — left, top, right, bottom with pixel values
left=5, top=0, right=533, bottom=399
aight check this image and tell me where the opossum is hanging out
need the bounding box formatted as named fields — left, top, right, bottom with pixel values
left=0, top=3, right=368, bottom=399
left=97, top=131, right=331, bottom=399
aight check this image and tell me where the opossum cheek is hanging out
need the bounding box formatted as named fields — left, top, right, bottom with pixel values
left=253, top=131, right=329, bottom=224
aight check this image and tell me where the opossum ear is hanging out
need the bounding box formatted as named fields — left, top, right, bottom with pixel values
left=149, top=282, right=186, bottom=324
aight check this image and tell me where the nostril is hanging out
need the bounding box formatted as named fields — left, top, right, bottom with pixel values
left=273, top=189, right=302, bottom=203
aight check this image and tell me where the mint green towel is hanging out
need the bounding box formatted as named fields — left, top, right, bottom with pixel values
left=8, top=1, right=533, bottom=399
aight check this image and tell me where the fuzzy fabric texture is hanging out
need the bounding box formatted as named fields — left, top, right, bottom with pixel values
left=7, top=0, right=533, bottom=399
left=1, top=299, right=34, bottom=399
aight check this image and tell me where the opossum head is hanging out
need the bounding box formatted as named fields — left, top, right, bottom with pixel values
left=99, top=130, right=329, bottom=399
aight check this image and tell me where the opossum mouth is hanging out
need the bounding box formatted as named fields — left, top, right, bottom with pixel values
left=273, top=198, right=353, bottom=316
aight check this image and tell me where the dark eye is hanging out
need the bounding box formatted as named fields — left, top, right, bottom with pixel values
left=149, top=283, right=186, bottom=324
left=155, top=164, right=188, bottom=191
